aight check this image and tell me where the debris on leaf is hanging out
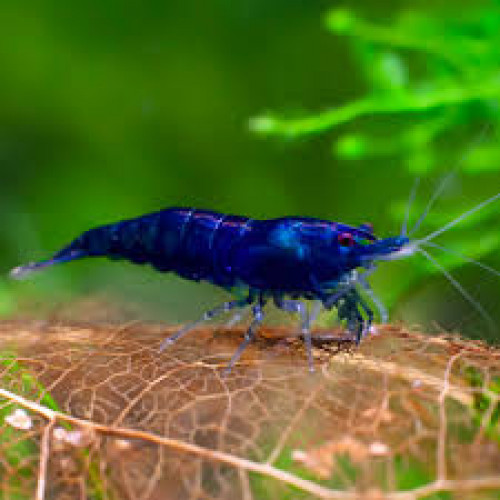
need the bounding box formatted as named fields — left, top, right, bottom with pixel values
left=293, top=436, right=391, bottom=478
left=361, top=407, right=395, bottom=424
left=53, top=426, right=95, bottom=448
left=293, top=436, right=369, bottom=479
left=369, top=441, right=390, bottom=456
left=5, top=408, right=32, bottom=430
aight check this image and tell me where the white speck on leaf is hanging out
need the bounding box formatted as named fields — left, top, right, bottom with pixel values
left=5, top=408, right=32, bottom=430
left=369, top=441, right=389, bottom=456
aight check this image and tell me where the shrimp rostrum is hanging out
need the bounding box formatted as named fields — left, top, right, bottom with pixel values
left=11, top=189, right=500, bottom=373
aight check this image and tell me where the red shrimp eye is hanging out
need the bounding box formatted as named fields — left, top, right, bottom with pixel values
left=338, top=232, right=355, bottom=247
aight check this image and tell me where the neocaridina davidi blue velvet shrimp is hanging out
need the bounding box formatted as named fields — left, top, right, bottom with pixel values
left=10, top=187, right=500, bottom=373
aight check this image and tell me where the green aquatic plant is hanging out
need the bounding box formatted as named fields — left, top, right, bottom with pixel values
left=0, top=353, right=56, bottom=500
left=0, top=353, right=110, bottom=500
left=251, top=6, right=500, bottom=175
left=465, top=365, right=500, bottom=444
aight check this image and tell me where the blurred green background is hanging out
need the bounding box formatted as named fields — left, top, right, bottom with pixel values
left=2, top=0, right=500, bottom=342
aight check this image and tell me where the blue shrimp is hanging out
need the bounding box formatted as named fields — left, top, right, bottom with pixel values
left=10, top=192, right=500, bottom=373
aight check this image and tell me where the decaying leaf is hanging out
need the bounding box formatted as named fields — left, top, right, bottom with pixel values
left=0, top=318, right=499, bottom=499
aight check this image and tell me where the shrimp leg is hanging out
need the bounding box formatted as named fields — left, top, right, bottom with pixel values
left=274, top=296, right=314, bottom=372
left=322, top=287, right=373, bottom=344
left=223, top=298, right=266, bottom=375
left=159, top=295, right=253, bottom=352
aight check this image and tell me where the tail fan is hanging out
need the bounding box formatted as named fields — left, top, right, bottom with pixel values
left=10, top=250, right=87, bottom=280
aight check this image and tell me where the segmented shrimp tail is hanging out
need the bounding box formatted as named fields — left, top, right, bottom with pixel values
left=10, top=249, right=87, bottom=280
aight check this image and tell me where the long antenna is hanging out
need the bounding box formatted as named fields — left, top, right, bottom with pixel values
left=416, top=191, right=500, bottom=245
left=409, top=172, right=454, bottom=237
left=423, top=241, right=500, bottom=280
left=409, top=123, right=491, bottom=237
left=418, top=247, right=495, bottom=333
left=401, top=177, right=420, bottom=237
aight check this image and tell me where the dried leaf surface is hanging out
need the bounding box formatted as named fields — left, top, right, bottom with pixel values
left=1, top=319, right=500, bottom=500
